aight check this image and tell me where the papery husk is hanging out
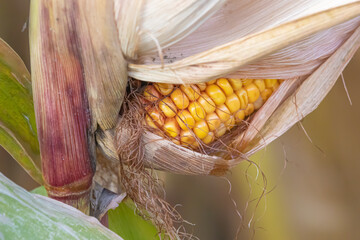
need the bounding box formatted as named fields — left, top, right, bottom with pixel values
left=127, top=2, right=360, bottom=83
left=116, top=0, right=358, bottom=61
left=115, top=0, right=225, bottom=59
left=75, top=0, right=128, bottom=130
left=245, top=24, right=360, bottom=156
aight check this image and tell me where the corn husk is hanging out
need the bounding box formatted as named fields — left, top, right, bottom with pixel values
left=127, top=2, right=360, bottom=83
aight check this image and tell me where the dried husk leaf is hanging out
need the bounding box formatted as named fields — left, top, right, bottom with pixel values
left=115, top=0, right=226, bottom=59
left=128, top=3, right=360, bottom=84
left=229, top=17, right=360, bottom=79
left=75, top=0, right=128, bottom=130
left=244, top=24, right=360, bottom=156
left=117, top=0, right=358, bottom=61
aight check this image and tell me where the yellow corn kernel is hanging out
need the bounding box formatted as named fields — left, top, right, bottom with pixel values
left=216, top=78, right=234, bottom=96
left=206, top=79, right=217, bottom=85
left=154, top=83, right=174, bottom=95
left=235, top=88, right=249, bottom=109
left=193, top=120, right=209, bottom=139
left=159, top=97, right=177, bottom=118
left=145, top=115, right=158, bottom=129
left=254, top=79, right=265, bottom=92
left=206, top=84, right=226, bottom=106
left=180, top=130, right=195, bottom=145
left=176, top=110, right=195, bottom=130
left=244, top=103, right=254, bottom=116
left=225, top=93, right=241, bottom=113
left=261, top=88, right=273, bottom=101
left=171, top=88, right=189, bottom=110
left=228, top=78, right=243, bottom=90
left=225, top=115, right=235, bottom=130
left=271, top=82, right=280, bottom=91
left=245, top=83, right=260, bottom=103
left=196, top=83, right=207, bottom=91
left=163, top=118, right=180, bottom=137
left=206, top=112, right=221, bottom=131
left=202, top=132, right=215, bottom=144
left=241, top=79, right=253, bottom=86
left=214, top=123, right=227, bottom=138
left=216, top=104, right=231, bottom=122
left=144, top=85, right=161, bottom=102
left=188, top=102, right=206, bottom=121
left=172, top=139, right=181, bottom=145
left=253, top=97, right=263, bottom=110
left=146, top=108, right=164, bottom=127
left=198, top=93, right=216, bottom=113
left=234, top=110, right=245, bottom=123
left=144, top=78, right=281, bottom=149
left=189, top=140, right=199, bottom=149
left=180, top=85, right=200, bottom=101
left=265, top=79, right=278, bottom=88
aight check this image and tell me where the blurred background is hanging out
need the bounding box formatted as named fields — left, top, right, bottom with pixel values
left=1, top=1, right=360, bottom=240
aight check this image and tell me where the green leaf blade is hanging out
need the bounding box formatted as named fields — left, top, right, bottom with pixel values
left=0, top=38, right=42, bottom=184
left=0, top=173, right=122, bottom=240
left=109, top=199, right=161, bottom=240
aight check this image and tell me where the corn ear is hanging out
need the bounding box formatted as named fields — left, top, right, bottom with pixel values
left=95, top=25, right=360, bottom=179
left=94, top=1, right=360, bottom=185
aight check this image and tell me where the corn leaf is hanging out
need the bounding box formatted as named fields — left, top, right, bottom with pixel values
left=0, top=38, right=42, bottom=184
left=0, top=172, right=122, bottom=240
left=30, top=185, right=160, bottom=240
left=108, top=198, right=161, bottom=240
left=31, top=185, right=48, bottom=196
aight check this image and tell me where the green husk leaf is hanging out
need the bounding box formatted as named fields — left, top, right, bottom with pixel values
left=0, top=172, right=122, bottom=240
left=31, top=185, right=47, bottom=196
left=109, top=198, right=161, bottom=240
left=0, top=38, right=42, bottom=184
left=29, top=185, right=159, bottom=239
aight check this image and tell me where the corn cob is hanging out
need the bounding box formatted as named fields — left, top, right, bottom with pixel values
left=143, top=78, right=281, bottom=149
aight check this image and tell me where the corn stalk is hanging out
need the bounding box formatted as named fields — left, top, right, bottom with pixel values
left=29, top=0, right=127, bottom=213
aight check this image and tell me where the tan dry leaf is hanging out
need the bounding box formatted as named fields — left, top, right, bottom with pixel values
left=127, top=3, right=360, bottom=84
